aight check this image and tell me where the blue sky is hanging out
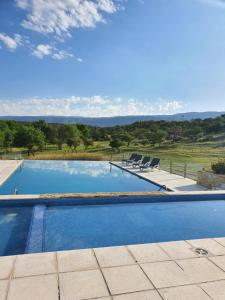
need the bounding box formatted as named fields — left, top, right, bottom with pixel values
left=1, top=0, right=225, bottom=116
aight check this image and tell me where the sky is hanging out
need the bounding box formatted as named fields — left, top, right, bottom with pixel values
left=1, top=0, right=225, bottom=117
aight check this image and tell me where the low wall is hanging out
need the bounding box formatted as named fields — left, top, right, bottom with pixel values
left=197, top=171, right=225, bottom=189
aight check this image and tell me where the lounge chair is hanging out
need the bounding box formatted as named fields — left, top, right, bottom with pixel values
left=133, top=156, right=150, bottom=168
left=140, top=158, right=160, bottom=171
left=122, top=153, right=137, bottom=164
left=127, top=154, right=142, bottom=165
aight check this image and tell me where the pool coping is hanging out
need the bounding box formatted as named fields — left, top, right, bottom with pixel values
left=0, top=190, right=225, bottom=201
left=0, top=160, right=23, bottom=187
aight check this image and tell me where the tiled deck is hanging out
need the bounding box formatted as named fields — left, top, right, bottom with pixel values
left=0, top=160, right=22, bottom=186
left=1, top=238, right=225, bottom=299
left=111, top=162, right=207, bottom=192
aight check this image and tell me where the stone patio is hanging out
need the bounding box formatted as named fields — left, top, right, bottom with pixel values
left=111, top=162, right=207, bottom=192
left=1, top=238, right=225, bottom=299
left=0, top=160, right=22, bottom=187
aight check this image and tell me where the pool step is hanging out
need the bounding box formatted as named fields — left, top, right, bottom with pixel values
left=25, top=205, right=46, bottom=254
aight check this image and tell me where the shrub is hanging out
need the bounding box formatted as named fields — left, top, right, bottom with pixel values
left=212, top=161, right=225, bottom=175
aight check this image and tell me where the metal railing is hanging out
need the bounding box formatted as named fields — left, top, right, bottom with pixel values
left=110, top=151, right=207, bottom=181
left=0, top=152, right=24, bottom=160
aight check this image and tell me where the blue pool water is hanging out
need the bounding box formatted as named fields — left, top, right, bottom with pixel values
left=2, top=196, right=225, bottom=256
left=0, top=160, right=160, bottom=194
left=44, top=199, right=225, bottom=252
left=0, top=207, right=32, bottom=256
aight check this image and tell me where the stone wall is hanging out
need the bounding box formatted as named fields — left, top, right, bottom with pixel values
left=197, top=171, right=225, bottom=189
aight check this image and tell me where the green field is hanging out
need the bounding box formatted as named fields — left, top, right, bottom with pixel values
left=2, top=140, right=225, bottom=180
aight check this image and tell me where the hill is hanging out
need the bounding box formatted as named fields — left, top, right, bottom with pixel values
left=0, top=111, right=224, bottom=127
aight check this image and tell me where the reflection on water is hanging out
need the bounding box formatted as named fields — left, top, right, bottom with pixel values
left=0, top=160, right=159, bottom=194
left=0, top=213, right=17, bottom=225
left=24, top=160, right=130, bottom=178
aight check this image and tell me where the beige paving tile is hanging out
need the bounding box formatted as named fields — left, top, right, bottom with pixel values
left=214, top=237, right=225, bottom=247
left=57, top=248, right=98, bottom=272
left=93, top=298, right=112, bottom=300
left=187, top=238, right=225, bottom=256
left=113, top=290, right=162, bottom=299
left=159, top=285, right=211, bottom=300
left=102, top=265, right=153, bottom=295
left=0, top=280, right=8, bottom=300
left=159, top=241, right=197, bottom=259
left=94, top=246, right=135, bottom=267
left=7, top=274, right=58, bottom=300
left=0, top=256, right=15, bottom=279
left=128, top=243, right=170, bottom=263
left=14, top=252, right=56, bottom=278
left=141, top=261, right=190, bottom=289
left=59, top=269, right=109, bottom=300
left=177, top=257, right=225, bottom=284
left=209, top=255, right=225, bottom=271
left=200, top=280, right=225, bottom=300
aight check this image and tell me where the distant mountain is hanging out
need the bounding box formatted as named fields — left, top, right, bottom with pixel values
left=0, top=111, right=224, bottom=127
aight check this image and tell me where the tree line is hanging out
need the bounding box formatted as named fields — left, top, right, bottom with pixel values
left=0, top=120, right=93, bottom=154
left=0, top=114, right=225, bottom=153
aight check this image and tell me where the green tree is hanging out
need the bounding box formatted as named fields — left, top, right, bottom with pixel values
left=119, top=132, right=133, bottom=146
left=65, top=125, right=81, bottom=152
left=14, top=126, right=45, bottom=155
left=83, top=138, right=94, bottom=150
left=148, top=130, right=167, bottom=146
left=0, top=131, right=4, bottom=148
left=3, top=129, right=14, bottom=151
left=110, top=138, right=123, bottom=151
left=185, top=126, right=203, bottom=142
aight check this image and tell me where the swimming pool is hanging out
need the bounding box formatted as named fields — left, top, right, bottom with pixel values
left=0, top=160, right=162, bottom=195
left=1, top=194, right=225, bottom=256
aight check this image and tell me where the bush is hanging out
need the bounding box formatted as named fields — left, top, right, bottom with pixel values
left=212, top=161, right=225, bottom=174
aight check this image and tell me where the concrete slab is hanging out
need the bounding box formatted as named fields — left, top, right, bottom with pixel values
left=14, top=252, right=57, bottom=278
left=209, top=255, right=225, bottom=272
left=94, top=246, right=135, bottom=268
left=159, top=240, right=198, bottom=260
left=0, top=160, right=23, bottom=187
left=141, top=261, right=191, bottom=288
left=7, top=274, right=58, bottom=300
left=102, top=265, right=153, bottom=295
left=113, top=290, right=162, bottom=300
left=128, top=243, right=170, bottom=263
left=59, top=269, right=109, bottom=300
left=0, top=280, right=8, bottom=300
left=187, top=238, right=225, bottom=256
left=159, top=285, right=211, bottom=300
left=176, top=257, right=225, bottom=284
left=214, top=237, right=225, bottom=247
left=0, top=256, right=15, bottom=279
left=57, top=248, right=98, bottom=273
left=200, top=280, right=225, bottom=300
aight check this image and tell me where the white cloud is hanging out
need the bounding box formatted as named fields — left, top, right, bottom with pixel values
left=15, top=0, right=122, bottom=37
left=0, top=33, right=22, bottom=51
left=0, top=96, right=183, bottom=117
left=32, top=44, right=52, bottom=58
left=158, top=100, right=183, bottom=113
left=32, top=44, right=73, bottom=59
left=52, top=50, right=73, bottom=60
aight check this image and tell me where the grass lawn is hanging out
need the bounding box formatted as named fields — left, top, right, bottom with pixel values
left=1, top=140, right=225, bottom=179
left=2, top=140, right=225, bottom=164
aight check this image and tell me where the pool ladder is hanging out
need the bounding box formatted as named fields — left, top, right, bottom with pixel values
left=158, top=185, right=167, bottom=191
